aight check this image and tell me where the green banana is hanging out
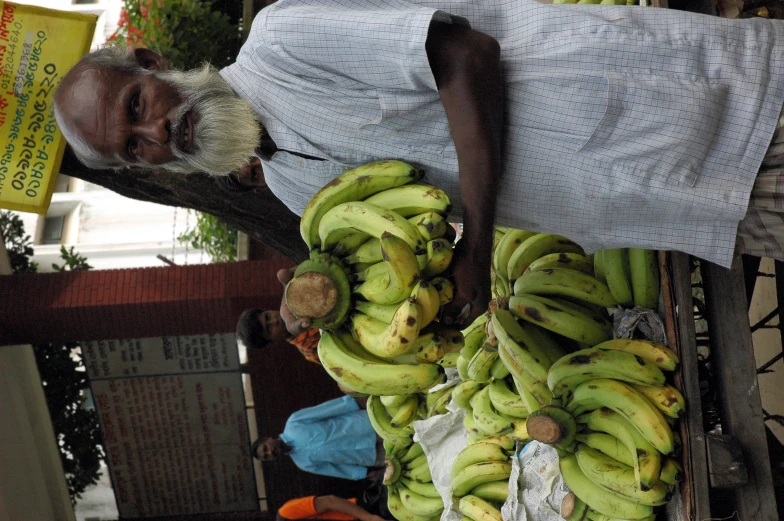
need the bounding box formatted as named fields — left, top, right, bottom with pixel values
left=491, top=309, right=552, bottom=380
left=514, top=268, right=617, bottom=308
left=496, top=334, right=553, bottom=408
left=391, top=395, right=420, bottom=428
left=300, top=160, right=423, bottom=249
left=404, top=453, right=429, bottom=471
left=384, top=457, right=402, bottom=486
left=351, top=298, right=420, bottom=358
left=331, top=231, right=372, bottom=257
left=488, top=378, right=528, bottom=418
left=437, top=351, right=460, bottom=368
left=478, top=435, right=516, bottom=451
left=354, top=233, right=421, bottom=305
left=559, top=454, right=654, bottom=519
left=490, top=357, right=510, bottom=380
left=354, top=300, right=398, bottom=323
left=364, top=183, right=452, bottom=217
left=408, top=212, right=447, bottom=241
left=400, top=442, right=424, bottom=464
left=427, top=384, right=454, bottom=417
left=592, top=339, right=679, bottom=372
left=470, top=386, right=515, bottom=436
left=519, top=320, right=569, bottom=365
left=467, top=343, right=499, bottom=384
left=404, top=457, right=433, bottom=483
left=319, top=201, right=424, bottom=253
left=602, top=248, right=633, bottom=307
left=457, top=354, right=472, bottom=381
left=425, top=322, right=465, bottom=353
left=628, top=248, right=660, bottom=310
left=526, top=252, right=594, bottom=276
left=577, top=408, right=662, bottom=491
left=586, top=513, right=655, bottom=521
left=384, top=439, right=408, bottom=459
left=398, top=483, right=444, bottom=517
left=399, top=477, right=441, bottom=499
left=353, top=260, right=388, bottom=283
left=451, top=441, right=511, bottom=479
left=575, top=432, right=635, bottom=468
left=509, top=295, right=612, bottom=346
left=367, top=395, right=412, bottom=445
left=507, top=233, right=585, bottom=282
left=458, top=495, right=504, bottom=521
left=453, top=380, right=485, bottom=410
left=469, top=481, right=510, bottom=503
left=387, top=487, right=434, bottom=521
left=547, top=348, right=666, bottom=398
left=317, top=330, right=442, bottom=395
left=593, top=250, right=607, bottom=284
left=575, top=445, right=670, bottom=506
left=464, top=409, right=485, bottom=440
left=632, top=383, right=686, bottom=419
left=493, top=229, right=538, bottom=285
left=345, top=237, right=382, bottom=265
left=569, top=379, right=674, bottom=455
left=423, top=238, right=453, bottom=277
left=451, top=461, right=513, bottom=497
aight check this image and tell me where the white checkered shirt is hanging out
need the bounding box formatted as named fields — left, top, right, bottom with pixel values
left=220, top=0, right=784, bottom=267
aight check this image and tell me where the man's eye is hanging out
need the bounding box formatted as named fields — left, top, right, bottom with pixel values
left=127, top=138, right=138, bottom=158
left=130, top=94, right=141, bottom=118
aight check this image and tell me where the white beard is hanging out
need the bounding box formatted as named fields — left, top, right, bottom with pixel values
left=155, top=64, right=261, bottom=176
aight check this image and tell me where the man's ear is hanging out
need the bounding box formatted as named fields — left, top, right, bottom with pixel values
left=133, top=48, right=170, bottom=71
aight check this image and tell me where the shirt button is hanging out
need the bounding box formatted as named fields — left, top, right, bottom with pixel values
left=297, top=161, right=304, bottom=168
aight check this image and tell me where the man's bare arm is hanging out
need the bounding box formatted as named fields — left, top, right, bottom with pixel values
left=425, top=22, right=504, bottom=325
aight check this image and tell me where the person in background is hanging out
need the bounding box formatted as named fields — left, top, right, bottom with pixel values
left=276, top=492, right=390, bottom=521
left=252, top=395, right=382, bottom=481
left=236, top=307, right=320, bottom=365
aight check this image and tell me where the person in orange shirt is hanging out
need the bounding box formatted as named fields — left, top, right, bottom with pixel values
left=277, top=494, right=390, bottom=521
left=236, top=308, right=320, bottom=364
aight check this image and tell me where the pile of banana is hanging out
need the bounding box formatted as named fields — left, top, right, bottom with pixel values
left=520, top=338, right=685, bottom=520
left=491, top=227, right=660, bottom=311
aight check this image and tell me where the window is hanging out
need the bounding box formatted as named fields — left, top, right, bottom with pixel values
left=41, top=216, right=65, bottom=244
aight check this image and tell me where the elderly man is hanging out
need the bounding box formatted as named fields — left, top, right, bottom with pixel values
left=54, top=0, right=784, bottom=326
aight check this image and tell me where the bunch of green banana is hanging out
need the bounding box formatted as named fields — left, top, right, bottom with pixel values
left=450, top=442, right=514, bottom=498
left=593, top=248, right=660, bottom=310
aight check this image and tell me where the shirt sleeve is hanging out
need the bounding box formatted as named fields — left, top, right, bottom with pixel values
left=278, top=496, right=319, bottom=520
left=255, top=0, right=470, bottom=92
left=288, top=329, right=322, bottom=364
left=287, top=395, right=359, bottom=425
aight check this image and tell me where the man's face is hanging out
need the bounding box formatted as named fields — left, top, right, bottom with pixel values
left=259, top=310, right=287, bottom=341
left=56, top=62, right=260, bottom=175
left=257, top=438, right=282, bottom=461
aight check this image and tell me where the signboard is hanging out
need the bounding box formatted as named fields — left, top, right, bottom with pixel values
left=83, top=334, right=259, bottom=518
left=0, top=2, right=96, bottom=213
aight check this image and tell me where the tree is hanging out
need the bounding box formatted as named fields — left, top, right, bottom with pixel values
left=59, top=149, right=309, bottom=263
left=1, top=212, right=104, bottom=504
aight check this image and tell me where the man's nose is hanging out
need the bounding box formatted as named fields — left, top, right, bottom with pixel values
left=134, top=116, right=170, bottom=146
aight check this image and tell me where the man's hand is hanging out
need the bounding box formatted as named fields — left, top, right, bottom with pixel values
left=426, top=23, right=503, bottom=327
left=440, top=237, right=491, bottom=327
left=277, top=267, right=312, bottom=336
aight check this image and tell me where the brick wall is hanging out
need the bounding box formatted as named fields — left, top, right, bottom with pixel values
left=0, top=259, right=293, bottom=346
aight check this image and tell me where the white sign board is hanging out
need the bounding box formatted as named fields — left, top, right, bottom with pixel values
left=83, top=334, right=258, bottom=518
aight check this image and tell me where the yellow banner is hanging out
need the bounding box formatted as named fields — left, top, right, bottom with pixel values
left=0, top=1, right=95, bottom=214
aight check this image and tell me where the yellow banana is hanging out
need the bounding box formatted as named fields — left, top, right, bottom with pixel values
left=411, top=333, right=446, bottom=363
left=575, top=445, right=670, bottom=506
left=453, top=380, right=485, bottom=410
left=547, top=347, right=666, bottom=398
left=659, top=458, right=684, bottom=485
left=367, top=395, right=413, bottom=445
left=382, top=394, right=410, bottom=409
left=526, top=252, right=594, bottom=276
left=317, top=330, right=442, bottom=395
left=364, top=183, right=452, bottom=217
left=493, top=229, right=538, bottom=284
left=319, top=201, right=424, bottom=253
left=514, top=267, right=617, bottom=308
left=575, top=432, right=635, bottom=468
left=470, top=386, right=515, bottom=436
left=351, top=298, right=420, bottom=358
left=300, top=160, right=423, bottom=249
left=451, top=461, right=513, bottom=497
left=592, top=339, right=679, bottom=372
left=408, top=212, right=447, bottom=241
left=491, top=309, right=552, bottom=380
left=411, top=280, right=440, bottom=328
left=431, top=277, right=454, bottom=306
left=469, top=481, right=510, bottom=503
left=354, top=300, right=398, bottom=324
left=450, top=441, right=511, bottom=479
left=354, top=232, right=421, bottom=305
left=467, top=343, right=499, bottom=384
left=458, top=495, right=504, bottom=521
left=559, top=454, right=654, bottom=519
left=631, top=383, right=686, bottom=419
left=507, top=233, right=585, bottom=282
left=423, top=238, right=453, bottom=277
left=345, top=237, right=381, bottom=265
left=509, top=295, right=612, bottom=346
left=353, top=260, right=387, bottom=283
left=390, top=395, right=420, bottom=428
left=488, top=378, right=528, bottom=418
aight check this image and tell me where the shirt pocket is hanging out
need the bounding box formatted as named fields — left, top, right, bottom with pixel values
left=576, top=71, right=728, bottom=188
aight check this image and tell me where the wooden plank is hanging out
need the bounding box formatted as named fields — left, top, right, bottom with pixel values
left=665, top=252, right=712, bottom=521
left=706, top=434, right=748, bottom=489
left=702, top=259, right=778, bottom=520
